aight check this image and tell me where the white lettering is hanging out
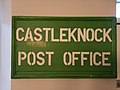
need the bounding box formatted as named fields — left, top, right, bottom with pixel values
left=102, top=52, right=111, bottom=66
left=24, top=28, right=34, bottom=41
left=86, top=28, right=94, bottom=42
left=37, top=52, right=45, bottom=65
left=34, top=28, right=42, bottom=41
left=103, top=28, right=112, bottom=42
left=63, top=52, right=71, bottom=65
left=18, top=51, right=26, bottom=65
left=68, top=28, right=77, bottom=42
left=16, top=28, right=24, bottom=41
left=43, top=28, right=51, bottom=42
left=51, top=28, right=59, bottom=42
left=72, top=52, right=80, bottom=65
left=60, top=28, right=68, bottom=42
left=81, top=52, right=89, bottom=66
left=95, top=28, right=103, bottom=42
left=27, top=52, right=36, bottom=65
left=93, top=52, right=101, bottom=66
left=46, top=52, right=54, bottom=65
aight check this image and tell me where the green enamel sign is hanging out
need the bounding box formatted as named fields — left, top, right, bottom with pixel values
left=12, top=16, right=117, bottom=79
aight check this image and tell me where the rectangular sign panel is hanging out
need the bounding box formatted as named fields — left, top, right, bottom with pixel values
left=12, top=16, right=117, bottom=78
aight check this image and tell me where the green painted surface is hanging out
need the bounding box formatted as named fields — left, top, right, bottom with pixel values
left=12, top=16, right=117, bottom=79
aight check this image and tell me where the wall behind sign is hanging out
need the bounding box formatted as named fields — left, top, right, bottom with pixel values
left=12, top=0, right=115, bottom=16
left=0, top=0, right=11, bottom=90
left=117, top=25, right=120, bottom=90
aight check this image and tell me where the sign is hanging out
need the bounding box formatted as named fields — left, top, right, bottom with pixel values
left=11, top=16, right=117, bottom=78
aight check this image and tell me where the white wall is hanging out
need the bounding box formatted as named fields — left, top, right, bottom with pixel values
left=0, top=0, right=11, bottom=90
left=117, top=25, right=120, bottom=90
left=117, top=25, right=120, bottom=79
left=12, top=0, right=115, bottom=16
